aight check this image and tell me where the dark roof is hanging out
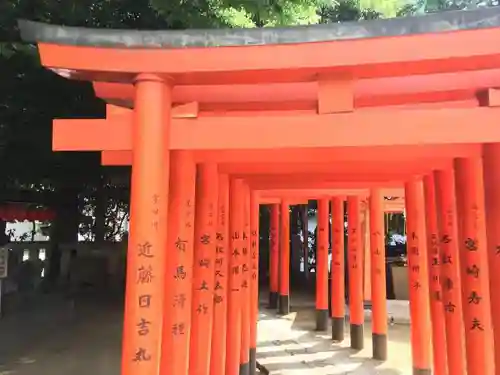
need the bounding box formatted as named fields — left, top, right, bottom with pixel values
left=18, top=7, right=500, bottom=49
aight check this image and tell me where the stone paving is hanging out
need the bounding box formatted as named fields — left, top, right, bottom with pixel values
left=0, top=292, right=413, bottom=375
left=257, top=292, right=413, bottom=375
left=257, top=306, right=413, bottom=375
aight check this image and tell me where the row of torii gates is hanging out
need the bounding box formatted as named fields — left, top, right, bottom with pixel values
left=18, top=7, right=500, bottom=375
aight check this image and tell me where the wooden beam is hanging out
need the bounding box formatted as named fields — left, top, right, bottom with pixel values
left=100, top=160, right=453, bottom=175
left=249, top=181, right=403, bottom=189
left=239, top=173, right=423, bottom=183
left=106, top=103, right=198, bottom=118
left=257, top=187, right=404, bottom=196
left=221, top=161, right=450, bottom=174
left=101, top=145, right=480, bottom=165
left=94, top=68, right=500, bottom=105
left=99, top=84, right=480, bottom=111
left=317, top=75, right=354, bottom=114
left=258, top=197, right=309, bottom=204
left=257, top=195, right=404, bottom=210
left=53, top=107, right=500, bottom=151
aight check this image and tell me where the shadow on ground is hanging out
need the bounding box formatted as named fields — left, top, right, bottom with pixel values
left=0, top=292, right=123, bottom=375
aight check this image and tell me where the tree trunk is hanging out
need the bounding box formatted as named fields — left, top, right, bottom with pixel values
left=47, top=183, right=79, bottom=286
left=94, top=172, right=106, bottom=243
left=296, top=204, right=309, bottom=279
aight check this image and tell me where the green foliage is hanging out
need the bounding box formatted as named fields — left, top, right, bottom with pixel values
left=359, top=0, right=404, bottom=17
left=1, top=0, right=498, bottom=203
left=0, top=0, right=175, bottom=189
left=318, top=0, right=381, bottom=22
left=150, top=0, right=323, bottom=27
left=397, top=0, right=499, bottom=16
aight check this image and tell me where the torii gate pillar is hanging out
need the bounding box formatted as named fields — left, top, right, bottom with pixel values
left=123, top=75, right=171, bottom=375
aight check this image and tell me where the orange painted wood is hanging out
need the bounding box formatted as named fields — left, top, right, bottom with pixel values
left=190, top=173, right=435, bottom=186
left=330, top=196, right=345, bottom=330
left=223, top=161, right=451, bottom=174
left=189, top=163, right=218, bottom=375
left=100, top=145, right=480, bottom=166
left=94, top=68, right=500, bottom=105
left=369, top=189, right=388, bottom=359
left=256, top=187, right=404, bottom=195
left=106, top=99, right=477, bottom=116
left=422, top=175, right=448, bottom=375
left=249, top=190, right=260, bottom=350
left=226, top=179, right=244, bottom=375
left=53, top=108, right=500, bottom=151
left=269, top=204, right=280, bottom=296
left=362, top=206, right=371, bottom=303
left=258, top=197, right=308, bottom=205
left=123, top=76, right=170, bottom=375
left=316, top=198, right=329, bottom=313
left=210, top=174, right=229, bottom=375
left=257, top=188, right=405, bottom=196
left=317, top=75, right=354, bottom=114
left=485, top=88, right=500, bottom=107
left=161, top=151, right=196, bottom=375
left=433, top=169, right=467, bottom=375
left=240, top=184, right=251, bottom=368
left=454, top=157, right=495, bottom=375
left=172, top=102, right=199, bottom=118
left=405, top=178, right=432, bottom=372
left=106, top=103, right=198, bottom=118
left=248, top=181, right=403, bottom=190
left=103, top=94, right=479, bottom=112
left=257, top=192, right=405, bottom=210
left=347, top=196, right=364, bottom=347
left=482, top=144, right=500, bottom=375
left=279, top=200, right=290, bottom=298
left=92, top=74, right=496, bottom=112
left=39, top=27, right=500, bottom=79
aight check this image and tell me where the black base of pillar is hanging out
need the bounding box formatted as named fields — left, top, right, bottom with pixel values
left=315, top=309, right=329, bottom=331
left=249, top=347, right=256, bottom=375
left=331, top=317, right=344, bottom=342
left=239, top=362, right=249, bottom=375
left=372, top=333, right=387, bottom=361
left=350, top=323, right=364, bottom=350
left=413, top=368, right=431, bottom=375
left=269, top=291, right=278, bottom=309
left=256, top=361, right=270, bottom=375
left=278, top=294, right=290, bottom=315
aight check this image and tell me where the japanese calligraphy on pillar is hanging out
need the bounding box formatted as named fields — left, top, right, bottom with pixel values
left=151, top=194, right=160, bottom=231
left=132, top=193, right=161, bottom=363
left=241, top=229, right=250, bottom=290
left=196, top=200, right=216, bottom=316
left=251, top=229, right=258, bottom=284
left=231, top=228, right=241, bottom=293
left=318, top=224, right=326, bottom=264
left=429, top=234, right=441, bottom=302
left=171, top=198, right=194, bottom=339
left=349, top=225, right=358, bottom=270
left=269, top=217, right=277, bottom=285
left=439, top=208, right=459, bottom=314
left=332, top=225, right=342, bottom=268
left=463, top=204, right=485, bottom=332
left=331, top=199, right=343, bottom=270
left=372, top=230, right=383, bottom=276
left=214, top=199, right=227, bottom=305
left=408, top=231, right=424, bottom=292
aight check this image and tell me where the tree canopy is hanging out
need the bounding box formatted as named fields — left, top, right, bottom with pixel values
left=1, top=0, right=499, bottom=193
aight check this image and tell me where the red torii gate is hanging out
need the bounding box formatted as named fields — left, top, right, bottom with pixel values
left=18, top=7, right=500, bottom=375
